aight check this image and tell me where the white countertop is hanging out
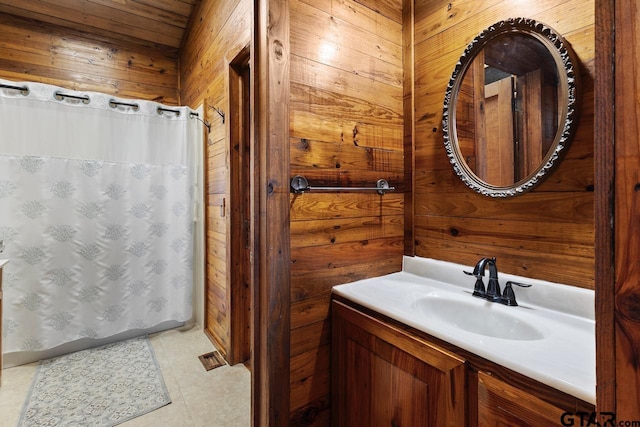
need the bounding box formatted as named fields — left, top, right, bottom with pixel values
left=332, top=256, right=595, bottom=404
left=0, top=259, right=8, bottom=269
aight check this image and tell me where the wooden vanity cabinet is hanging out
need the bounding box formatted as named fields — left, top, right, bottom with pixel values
left=476, top=371, right=567, bottom=426
left=332, top=297, right=595, bottom=426
left=331, top=300, right=466, bottom=427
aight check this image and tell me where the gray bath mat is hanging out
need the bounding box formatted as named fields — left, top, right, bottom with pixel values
left=17, top=335, right=171, bottom=426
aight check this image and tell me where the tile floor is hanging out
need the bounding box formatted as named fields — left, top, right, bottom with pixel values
left=0, top=325, right=251, bottom=427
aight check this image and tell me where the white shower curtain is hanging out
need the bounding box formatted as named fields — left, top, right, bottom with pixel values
left=0, top=78, right=199, bottom=353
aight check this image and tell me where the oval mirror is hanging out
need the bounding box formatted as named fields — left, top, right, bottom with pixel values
left=442, top=18, right=580, bottom=197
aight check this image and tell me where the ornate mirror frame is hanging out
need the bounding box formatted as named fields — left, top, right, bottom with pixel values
left=442, top=18, right=580, bottom=198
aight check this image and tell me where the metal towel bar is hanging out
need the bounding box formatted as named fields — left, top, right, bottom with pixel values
left=290, top=175, right=395, bottom=195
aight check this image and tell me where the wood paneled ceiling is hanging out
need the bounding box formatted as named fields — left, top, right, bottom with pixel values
left=0, top=0, right=201, bottom=49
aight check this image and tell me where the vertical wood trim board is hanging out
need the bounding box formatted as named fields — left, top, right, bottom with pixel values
left=614, top=0, right=640, bottom=419
left=403, top=0, right=415, bottom=256
left=594, top=0, right=616, bottom=415
left=254, top=0, right=291, bottom=425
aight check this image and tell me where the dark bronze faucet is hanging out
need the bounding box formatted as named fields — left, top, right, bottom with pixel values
left=465, top=258, right=531, bottom=306
left=463, top=257, right=495, bottom=298
left=501, top=281, right=532, bottom=306
left=485, top=259, right=502, bottom=302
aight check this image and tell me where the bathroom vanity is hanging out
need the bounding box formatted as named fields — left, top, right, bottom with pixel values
left=0, top=259, right=7, bottom=386
left=331, top=257, right=595, bottom=426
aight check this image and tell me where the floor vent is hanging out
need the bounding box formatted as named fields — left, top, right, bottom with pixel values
left=198, top=351, right=227, bottom=371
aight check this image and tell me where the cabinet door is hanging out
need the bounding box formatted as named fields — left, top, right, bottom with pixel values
left=332, top=300, right=466, bottom=427
left=477, top=371, right=566, bottom=426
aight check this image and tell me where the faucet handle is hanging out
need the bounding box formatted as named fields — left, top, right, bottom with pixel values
left=507, top=281, right=532, bottom=288
left=501, top=281, right=532, bottom=306
left=464, top=270, right=486, bottom=297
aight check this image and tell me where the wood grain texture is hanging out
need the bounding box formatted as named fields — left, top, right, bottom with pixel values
left=413, top=0, right=595, bottom=289
left=290, top=0, right=407, bottom=426
left=477, top=371, right=567, bottom=426
left=290, top=344, right=331, bottom=413
left=0, top=13, right=179, bottom=104
left=336, top=294, right=596, bottom=416
left=613, top=0, right=640, bottom=418
left=355, top=0, right=402, bottom=23
left=289, top=0, right=404, bottom=423
left=179, top=0, right=251, bottom=107
left=403, top=0, right=415, bottom=255
left=594, top=0, right=616, bottom=416
left=178, top=0, right=252, bottom=366
left=332, top=300, right=466, bottom=426
left=205, top=98, right=230, bottom=359
left=0, top=0, right=198, bottom=49
left=227, top=50, right=252, bottom=365
left=255, top=0, right=292, bottom=425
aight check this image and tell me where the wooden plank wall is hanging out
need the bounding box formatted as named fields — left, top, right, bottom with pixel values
left=413, top=0, right=595, bottom=289
left=0, top=13, right=179, bottom=104
left=179, top=0, right=252, bottom=360
left=288, top=0, right=405, bottom=424
left=0, top=0, right=199, bottom=50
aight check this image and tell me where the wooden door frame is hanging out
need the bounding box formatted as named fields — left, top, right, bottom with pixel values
left=594, top=0, right=615, bottom=415
left=252, top=0, right=291, bottom=425
left=402, top=0, right=414, bottom=256
left=596, top=0, right=640, bottom=419
left=227, top=45, right=252, bottom=366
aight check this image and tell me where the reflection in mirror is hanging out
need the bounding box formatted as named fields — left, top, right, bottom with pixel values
left=442, top=18, right=579, bottom=197
left=456, top=34, right=559, bottom=186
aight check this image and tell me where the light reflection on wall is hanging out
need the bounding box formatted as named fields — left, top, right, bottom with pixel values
left=319, top=41, right=337, bottom=62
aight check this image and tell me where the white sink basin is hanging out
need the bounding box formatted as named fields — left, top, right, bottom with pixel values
left=412, top=295, right=546, bottom=341
left=332, top=256, right=595, bottom=404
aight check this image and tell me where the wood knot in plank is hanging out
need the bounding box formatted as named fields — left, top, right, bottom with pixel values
left=617, top=289, right=640, bottom=323
left=273, top=39, right=284, bottom=61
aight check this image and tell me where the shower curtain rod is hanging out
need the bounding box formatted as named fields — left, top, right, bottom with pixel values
left=157, top=106, right=181, bottom=116
left=2, top=81, right=208, bottom=131
left=109, top=99, right=139, bottom=111
left=54, top=91, right=90, bottom=104
left=189, top=111, right=211, bottom=132
left=213, top=106, right=225, bottom=124
left=0, top=83, right=29, bottom=95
